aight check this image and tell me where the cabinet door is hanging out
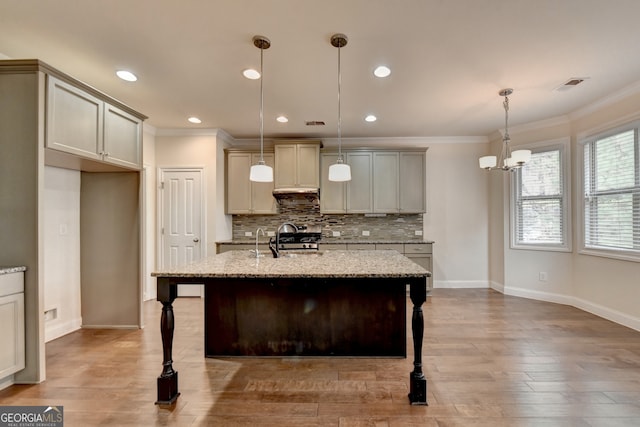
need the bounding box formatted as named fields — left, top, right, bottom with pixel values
left=297, top=144, right=320, bottom=187
left=0, top=292, right=25, bottom=378
left=373, top=152, right=400, bottom=213
left=46, top=76, right=103, bottom=160
left=320, top=153, right=346, bottom=213
left=251, top=153, right=277, bottom=214
left=104, top=103, right=142, bottom=169
left=226, top=152, right=252, bottom=213
left=274, top=144, right=297, bottom=188
left=399, top=152, right=426, bottom=213
left=346, top=152, right=373, bottom=213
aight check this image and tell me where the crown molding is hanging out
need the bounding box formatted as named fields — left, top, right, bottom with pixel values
left=570, top=79, right=640, bottom=120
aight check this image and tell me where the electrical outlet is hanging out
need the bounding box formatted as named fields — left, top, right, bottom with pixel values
left=59, top=223, right=68, bottom=235
left=362, top=230, right=370, bottom=236
left=539, top=272, right=548, bottom=282
left=332, top=231, right=341, bottom=237
left=415, top=230, right=423, bottom=236
left=267, top=231, right=275, bottom=237
left=244, top=231, right=252, bottom=237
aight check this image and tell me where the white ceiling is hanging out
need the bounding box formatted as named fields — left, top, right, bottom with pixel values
left=2, top=0, right=640, bottom=141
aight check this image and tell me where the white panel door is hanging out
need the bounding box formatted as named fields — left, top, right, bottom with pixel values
left=160, top=169, right=204, bottom=297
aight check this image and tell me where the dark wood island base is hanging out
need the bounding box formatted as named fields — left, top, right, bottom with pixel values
left=152, top=250, right=430, bottom=406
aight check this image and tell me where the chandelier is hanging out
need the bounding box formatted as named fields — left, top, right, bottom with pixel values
left=479, top=88, right=531, bottom=171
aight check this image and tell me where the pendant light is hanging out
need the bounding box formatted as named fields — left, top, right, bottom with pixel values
left=479, top=88, right=531, bottom=171
left=249, top=35, right=274, bottom=182
left=328, top=33, right=351, bottom=182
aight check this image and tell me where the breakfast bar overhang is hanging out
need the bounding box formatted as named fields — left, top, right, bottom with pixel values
left=152, top=249, right=430, bottom=405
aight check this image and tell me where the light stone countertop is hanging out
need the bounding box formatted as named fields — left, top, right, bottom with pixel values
left=152, top=250, right=430, bottom=279
left=217, top=239, right=434, bottom=245
left=0, top=266, right=27, bottom=275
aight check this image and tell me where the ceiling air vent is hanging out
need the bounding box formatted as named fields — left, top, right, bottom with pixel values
left=554, top=77, right=589, bottom=92
left=305, top=121, right=325, bottom=126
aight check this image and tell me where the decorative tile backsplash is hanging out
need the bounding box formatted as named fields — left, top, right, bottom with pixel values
left=232, top=213, right=423, bottom=241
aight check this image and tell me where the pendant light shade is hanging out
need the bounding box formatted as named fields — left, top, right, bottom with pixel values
left=249, top=35, right=274, bottom=183
left=328, top=33, right=351, bottom=182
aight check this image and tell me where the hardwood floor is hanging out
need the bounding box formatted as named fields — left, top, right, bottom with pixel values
left=1, top=289, right=640, bottom=426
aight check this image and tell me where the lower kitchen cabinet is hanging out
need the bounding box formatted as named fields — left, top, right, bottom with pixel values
left=0, top=271, right=25, bottom=385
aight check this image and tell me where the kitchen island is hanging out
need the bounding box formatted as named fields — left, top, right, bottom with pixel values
left=152, top=249, right=430, bottom=405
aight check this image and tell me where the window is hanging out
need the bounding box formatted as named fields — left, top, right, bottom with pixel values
left=511, top=139, right=570, bottom=251
left=582, top=126, right=640, bottom=260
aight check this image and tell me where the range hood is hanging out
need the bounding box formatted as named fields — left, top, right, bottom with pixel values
left=272, top=187, right=320, bottom=204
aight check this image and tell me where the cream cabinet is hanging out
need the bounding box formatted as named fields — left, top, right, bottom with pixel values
left=373, top=151, right=426, bottom=213
left=320, top=153, right=347, bottom=213
left=320, top=152, right=374, bottom=213
left=346, top=152, right=374, bottom=213
left=399, top=152, right=426, bottom=213
left=321, top=149, right=425, bottom=214
left=373, top=152, right=400, bottom=213
left=226, top=151, right=277, bottom=214
left=46, top=76, right=142, bottom=170
left=274, top=141, right=320, bottom=188
left=0, top=271, right=25, bottom=383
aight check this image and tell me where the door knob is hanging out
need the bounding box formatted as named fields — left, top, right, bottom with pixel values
left=193, top=238, right=200, bottom=243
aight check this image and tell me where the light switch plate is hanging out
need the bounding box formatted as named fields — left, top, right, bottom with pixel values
left=267, top=231, right=275, bottom=237
left=244, top=231, right=252, bottom=237
left=332, top=231, right=341, bottom=237
left=362, top=230, right=370, bottom=236
left=415, top=230, right=423, bottom=236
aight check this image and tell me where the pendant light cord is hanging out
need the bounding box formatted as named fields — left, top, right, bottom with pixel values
left=259, top=44, right=265, bottom=163
left=337, top=43, right=343, bottom=162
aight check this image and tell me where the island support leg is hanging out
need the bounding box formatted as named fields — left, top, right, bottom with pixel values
left=156, top=279, right=180, bottom=405
left=408, top=278, right=428, bottom=405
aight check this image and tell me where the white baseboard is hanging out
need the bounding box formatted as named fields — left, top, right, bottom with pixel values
left=45, top=317, right=82, bottom=343
left=435, top=280, right=489, bottom=289
left=501, top=285, right=640, bottom=332
left=0, top=375, right=14, bottom=391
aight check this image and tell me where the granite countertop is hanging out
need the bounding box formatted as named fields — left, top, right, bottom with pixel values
left=152, top=250, right=430, bottom=279
left=0, top=266, right=27, bottom=275
left=217, top=239, right=434, bottom=245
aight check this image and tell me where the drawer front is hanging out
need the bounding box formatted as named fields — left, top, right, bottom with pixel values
left=404, top=243, right=432, bottom=254
left=375, top=243, right=404, bottom=253
left=321, top=244, right=348, bottom=251
left=0, top=272, right=24, bottom=297
left=346, top=243, right=374, bottom=250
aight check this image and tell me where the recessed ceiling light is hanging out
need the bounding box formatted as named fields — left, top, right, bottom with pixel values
left=243, top=69, right=260, bottom=80
left=373, top=66, right=391, bottom=78
left=276, top=115, right=288, bottom=123
left=365, top=115, right=377, bottom=122
left=188, top=117, right=202, bottom=124
left=116, top=70, right=137, bottom=82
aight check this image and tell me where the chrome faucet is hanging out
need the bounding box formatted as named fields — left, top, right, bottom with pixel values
left=254, top=227, right=265, bottom=258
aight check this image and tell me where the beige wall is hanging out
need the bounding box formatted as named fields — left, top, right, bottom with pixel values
left=423, top=142, right=490, bottom=287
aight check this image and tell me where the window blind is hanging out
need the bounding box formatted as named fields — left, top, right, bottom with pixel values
left=584, top=129, right=640, bottom=253
left=514, top=148, right=565, bottom=246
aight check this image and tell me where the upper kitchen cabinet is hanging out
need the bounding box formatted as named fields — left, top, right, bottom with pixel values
left=226, top=151, right=277, bottom=214
left=320, top=149, right=426, bottom=214
left=346, top=152, right=374, bottom=213
left=46, top=75, right=143, bottom=170
left=320, top=153, right=347, bottom=213
left=274, top=141, right=320, bottom=188
left=374, top=151, right=426, bottom=213
left=399, top=151, right=427, bottom=213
